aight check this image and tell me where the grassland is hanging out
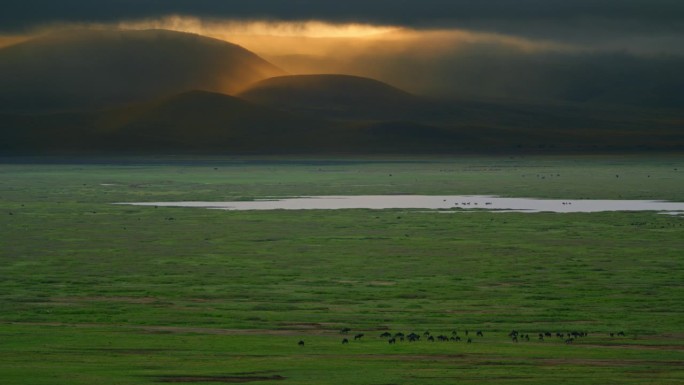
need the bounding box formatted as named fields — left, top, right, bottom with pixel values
left=1, top=156, right=683, bottom=384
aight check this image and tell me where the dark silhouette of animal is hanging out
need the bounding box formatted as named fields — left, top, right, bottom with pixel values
left=354, top=333, right=364, bottom=340
left=617, top=331, right=625, bottom=337
left=380, top=332, right=392, bottom=338
left=423, top=331, right=431, bottom=337
left=476, top=331, right=484, bottom=337
left=427, top=336, right=435, bottom=342
left=565, top=338, right=574, bottom=344
left=340, top=328, right=351, bottom=334
left=467, top=338, right=472, bottom=344
left=394, top=332, right=405, bottom=338
left=437, top=335, right=448, bottom=341
left=342, top=338, right=349, bottom=344
left=298, top=340, right=305, bottom=346
left=388, top=338, right=396, bottom=344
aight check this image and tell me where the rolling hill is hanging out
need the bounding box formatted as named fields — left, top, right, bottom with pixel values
left=2, top=88, right=682, bottom=154
left=0, top=90, right=336, bottom=153
left=0, top=29, right=682, bottom=155
left=95, top=90, right=333, bottom=151
left=237, top=74, right=430, bottom=121
left=0, top=29, right=284, bottom=112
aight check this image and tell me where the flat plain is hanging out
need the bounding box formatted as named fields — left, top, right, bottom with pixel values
left=1, top=156, right=683, bottom=384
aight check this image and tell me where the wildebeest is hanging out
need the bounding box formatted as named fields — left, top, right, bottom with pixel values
left=380, top=332, right=392, bottom=338
left=617, top=331, right=625, bottom=337
left=354, top=333, right=364, bottom=340
left=340, top=328, right=351, bottom=334
left=298, top=340, right=305, bottom=346
left=388, top=338, right=396, bottom=344
left=342, top=338, right=349, bottom=344
left=467, top=338, right=472, bottom=344
left=427, top=336, right=435, bottom=342
left=476, top=331, right=484, bottom=337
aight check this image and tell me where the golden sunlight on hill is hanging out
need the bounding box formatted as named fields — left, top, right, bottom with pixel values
left=109, top=16, right=568, bottom=91
left=118, top=16, right=400, bottom=39
left=0, top=35, right=29, bottom=48
left=115, top=16, right=563, bottom=56
left=0, top=16, right=571, bottom=97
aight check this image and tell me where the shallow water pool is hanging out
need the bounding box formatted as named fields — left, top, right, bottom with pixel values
left=118, top=195, right=684, bottom=214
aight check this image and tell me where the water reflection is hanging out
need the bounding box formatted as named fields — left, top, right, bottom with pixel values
left=120, top=195, right=684, bottom=213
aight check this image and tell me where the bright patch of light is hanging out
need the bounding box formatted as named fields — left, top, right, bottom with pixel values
left=117, top=16, right=400, bottom=38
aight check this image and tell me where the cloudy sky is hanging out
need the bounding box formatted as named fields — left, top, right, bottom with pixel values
left=2, top=0, right=683, bottom=106
left=3, top=0, right=683, bottom=47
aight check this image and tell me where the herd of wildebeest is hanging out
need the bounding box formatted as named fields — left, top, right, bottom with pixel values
left=297, top=328, right=628, bottom=346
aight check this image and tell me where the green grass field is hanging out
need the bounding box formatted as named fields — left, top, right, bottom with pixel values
left=1, top=156, right=683, bottom=384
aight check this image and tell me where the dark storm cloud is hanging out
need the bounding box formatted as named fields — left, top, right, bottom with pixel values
left=2, top=0, right=684, bottom=33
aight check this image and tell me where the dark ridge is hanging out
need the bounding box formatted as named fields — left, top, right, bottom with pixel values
left=0, top=29, right=284, bottom=112
left=238, top=74, right=425, bottom=120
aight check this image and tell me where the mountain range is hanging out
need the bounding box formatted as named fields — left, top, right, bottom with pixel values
left=0, top=29, right=682, bottom=154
